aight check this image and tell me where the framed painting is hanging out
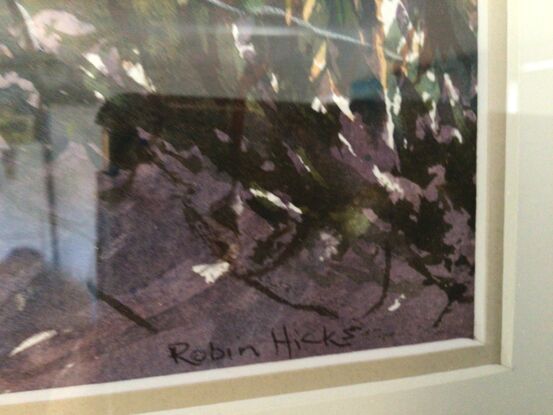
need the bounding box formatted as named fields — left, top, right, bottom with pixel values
left=0, top=0, right=513, bottom=413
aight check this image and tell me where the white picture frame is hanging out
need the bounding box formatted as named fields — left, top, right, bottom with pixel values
left=4, top=0, right=546, bottom=413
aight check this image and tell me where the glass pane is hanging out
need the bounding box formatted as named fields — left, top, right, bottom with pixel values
left=0, top=0, right=477, bottom=393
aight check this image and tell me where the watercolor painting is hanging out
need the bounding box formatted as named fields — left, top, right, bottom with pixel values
left=0, top=0, right=478, bottom=393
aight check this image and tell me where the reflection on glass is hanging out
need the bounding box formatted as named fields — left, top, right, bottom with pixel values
left=0, top=0, right=478, bottom=393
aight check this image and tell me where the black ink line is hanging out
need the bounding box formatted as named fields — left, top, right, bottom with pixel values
left=433, top=302, right=452, bottom=327
left=363, top=243, right=392, bottom=316
left=86, top=281, right=158, bottom=334
left=182, top=199, right=339, bottom=319
left=234, top=274, right=338, bottom=319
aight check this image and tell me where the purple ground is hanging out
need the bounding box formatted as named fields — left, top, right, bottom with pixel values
left=0, top=159, right=473, bottom=393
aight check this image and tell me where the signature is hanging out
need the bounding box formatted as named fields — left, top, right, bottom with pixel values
left=167, top=323, right=389, bottom=366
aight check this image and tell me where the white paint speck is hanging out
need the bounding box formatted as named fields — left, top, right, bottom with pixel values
left=79, top=65, right=96, bottom=79
left=122, top=60, right=156, bottom=92
left=15, top=294, right=26, bottom=311
left=84, top=53, right=107, bottom=75
left=311, top=97, right=327, bottom=114
left=9, top=330, right=57, bottom=357
left=452, top=128, right=463, bottom=143
left=429, top=101, right=438, bottom=133
left=381, top=0, right=401, bottom=35
left=384, top=94, right=395, bottom=149
left=214, top=129, right=230, bottom=143
left=296, top=154, right=312, bottom=173
left=392, top=88, right=402, bottom=116
left=338, top=133, right=358, bottom=157
left=373, top=165, right=404, bottom=197
left=261, top=160, right=275, bottom=171
left=250, top=188, right=302, bottom=215
left=93, top=90, right=105, bottom=101
left=86, top=142, right=104, bottom=158
left=332, top=93, right=354, bottom=120
left=444, top=73, right=460, bottom=105
left=320, top=231, right=340, bottom=259
left=286, top=202, right=303, bottom=215
left=192, top=261, right=230, bottom=284
left=407, top=30, right=424, bottom=63
left=427, top=71, right=436, bottom=82
left=232, top=23, right=256, bottom=60
left=270, top=73, right=279, bottom=93
left=388, top=294, right=406, bottom=312
left=231, top=193, right=244, bottom=215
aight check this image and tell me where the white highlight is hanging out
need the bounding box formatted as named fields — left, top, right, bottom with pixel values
left=192, top=261, right=230, bottom=284
left=250, top=188, right=302, bottom=214
left=9, top=330, right=57, bottom=357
